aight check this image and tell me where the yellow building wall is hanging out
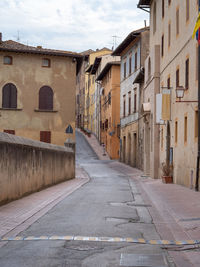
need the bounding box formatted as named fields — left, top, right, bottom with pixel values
left=84, top=48, right=111, bottom=131
left=0, top=52, right=76, bottom=146
left=101, top=64, right=120, bottom=159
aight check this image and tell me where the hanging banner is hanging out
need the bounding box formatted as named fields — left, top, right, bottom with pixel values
left=161, top=89, right=171, bottom=121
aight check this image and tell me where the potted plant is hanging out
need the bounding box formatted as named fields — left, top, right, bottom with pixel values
left=161, top=162, right=173, bottom=183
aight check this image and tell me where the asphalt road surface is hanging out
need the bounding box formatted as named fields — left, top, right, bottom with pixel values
left=0, top=131, right=175, bottom=267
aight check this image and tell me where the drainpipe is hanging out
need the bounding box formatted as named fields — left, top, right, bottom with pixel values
left=195, top=0, right=200, bottom=191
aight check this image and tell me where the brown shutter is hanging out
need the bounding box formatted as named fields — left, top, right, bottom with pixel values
left=4, top=130, right=15, bottom=135
left=39, top=86, right=53, bottom=110
left=40, top=131, right=51, bottom=143
left=2, top=83, right=17, bottom=108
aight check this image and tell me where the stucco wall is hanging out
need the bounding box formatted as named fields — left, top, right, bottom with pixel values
left=0, top=132, right=75, bottom=205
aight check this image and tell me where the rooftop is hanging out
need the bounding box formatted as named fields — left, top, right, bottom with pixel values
left=112, top=27, right=149, bottom=56
left=0, top=38, right=82, bottom=58
left=96, top=61, right=120, bottom=81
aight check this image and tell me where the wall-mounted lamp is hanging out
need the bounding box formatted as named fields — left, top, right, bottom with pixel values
left=176, top=86, right=198, bottom=103
left=176, top=86, right=185, bottom=101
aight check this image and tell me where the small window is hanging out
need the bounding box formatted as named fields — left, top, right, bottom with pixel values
left=134, top=90, right=137, bottom=113
left=40, top=131, right=51, bottom=143
left=134, top=52, right=137, bottom=71
left=128, top=91, right=131, bottom=115
left=168, top=0, right=171, bottom=5
left=186, top=0, right=189, bottom=22
left=148, top=57, right=151, bottom=78
left=176, top=8, right=179, bottom=36
left=123, top=95, right=126, bottom=117
left=108, top=92, right=111, bottom=105
left=195, top=111, right=198, bottom=138
left=161, top=34, right=164, bottom=57
left=42, top=58, right=51, bottom=67
left=176, top=68, right=179, bottom=88
left=184, top=116, right=187, bottom=144
left=185, top=58, right=189, bottom=89
left=175, top=121, right=178, bottom=144
left=3, top=56, right=12, bottom=65
left=4, top=129, right=15, bottom=135
left=129, top=54, right=132, bottom=75
left=162, top=0, right=165, bottom=18
left=168, top=22, right=171, bottom=47
left=124, top=59, right=126, bottom=79
left=167, top=76, right=170, bottom=89
left=153, top=3, right=157, bottom=34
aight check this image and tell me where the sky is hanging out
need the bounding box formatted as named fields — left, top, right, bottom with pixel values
left=0, top=0, right=149, bottom=53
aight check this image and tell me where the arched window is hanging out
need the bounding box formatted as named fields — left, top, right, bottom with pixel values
left=39, top=86, right=53, bottom=110
left=148, top=57, right=151, bottom=78
left=2, top=83, right=17, bottom=108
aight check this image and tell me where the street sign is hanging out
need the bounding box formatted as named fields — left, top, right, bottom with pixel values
left=65, top=125, right=73, bottom=134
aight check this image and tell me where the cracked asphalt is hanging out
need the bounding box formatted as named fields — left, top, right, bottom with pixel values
left=0, top=131, right=175, bottom=267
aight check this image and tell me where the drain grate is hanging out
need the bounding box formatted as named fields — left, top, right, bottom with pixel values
left=120, top=254, right=167, bottom=267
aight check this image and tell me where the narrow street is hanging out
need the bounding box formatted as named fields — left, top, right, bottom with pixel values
left=0, top=131, right=190, bottom=267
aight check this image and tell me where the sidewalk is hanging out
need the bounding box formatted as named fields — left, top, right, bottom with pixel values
left=0, top=165, right=89, bottom=245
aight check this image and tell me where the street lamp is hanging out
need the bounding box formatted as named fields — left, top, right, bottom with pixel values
left=176, top=86, right=185, bottom=101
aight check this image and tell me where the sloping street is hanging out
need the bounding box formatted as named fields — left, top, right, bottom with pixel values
left=0, top=131, right=199, bottom=266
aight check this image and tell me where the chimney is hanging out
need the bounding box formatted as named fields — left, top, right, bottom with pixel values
left=0, top=32, right=2, bottom=43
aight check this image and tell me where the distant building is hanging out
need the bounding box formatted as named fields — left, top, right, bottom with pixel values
left=0, top=33, right=81, bottom=145
left=96, top=61, right=121, bottom=159
left=76, top=49, right=94, bottom=129
left=91, top=54, right=120, bottom=141
left=84, top=48, right=112, bottom=132
left=112, top=27, right=149, bottom=169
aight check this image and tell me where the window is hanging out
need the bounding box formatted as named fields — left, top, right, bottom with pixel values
left=108, top=92, right=111, bottom=105
left=3, top=56, right=12, bottom=65
left=168, top=0, right=171, bottom=5
left=124, top=59, right=126, bottom=79
left=153, top=3, right=156, bottom=34
left=2, top=83, right=17, bottom=108
left=134, top=90, right=137, bottom=113
left=4, top=130, right=15, bottom=135
left=123, top=95, right=126, bottom=117
left=161, top=34, right=164, bottom=57
left=129, top=54, right=132, bottom=75
left=128, top=91, right=131, bottom=115
left=175, top=121, right=178, bottom=144
left=184, top=116, right=187, bottom=143
left=105, top=119, right=108, bottom=130
left=42, top=58, right=51, bottom=67
left=186, top=0, right=189, bottom=22
left=168, top=22, right=171, bottom=47
left=195, top=111, right=198, bottom=138
left=148, top=57, right=151, bottom=78
left=161, top=127, right=164, bottom=149
left=176, top=68, right=179, bottom=88
left=40, top=131, right=51, bottom=143
left=39, top=86, right=53, bottom=110
left=185, top=58, right=189, bottom=89
left=176, top=8, right=179, bottom=36
left=162, top=0, right=165, bottom=18
left=134, top=52, right=137, bottom=71
left=167, top=76, right=170, bottom=89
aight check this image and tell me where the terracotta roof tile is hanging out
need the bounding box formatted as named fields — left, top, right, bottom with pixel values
left=0, top=40, right=82, bottom=58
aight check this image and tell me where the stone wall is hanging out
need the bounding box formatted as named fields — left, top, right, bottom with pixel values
left=0, top=132, right=75, bottom=205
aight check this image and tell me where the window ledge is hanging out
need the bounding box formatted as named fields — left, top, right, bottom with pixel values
left=0, top=108, right=22, bottom=111
left=34, top=109, right=58, bottom=113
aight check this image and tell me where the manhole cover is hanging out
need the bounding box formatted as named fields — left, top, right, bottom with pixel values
left=120, top=254, right=167, bottom=267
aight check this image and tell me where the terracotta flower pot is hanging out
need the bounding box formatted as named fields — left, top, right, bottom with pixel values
left=162, top=176, right=173, bottom=184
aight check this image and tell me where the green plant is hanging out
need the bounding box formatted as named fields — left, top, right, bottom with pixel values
left=161, top=162, right=173, bottom=176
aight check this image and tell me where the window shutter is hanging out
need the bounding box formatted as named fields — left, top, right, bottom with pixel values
left=2, top=83, right=17, bottom=108
left=40, top=131, right=51, bottom=143
left=39, top=86, right=53, bottom=110
left=10, top=84, right=17, bottom=108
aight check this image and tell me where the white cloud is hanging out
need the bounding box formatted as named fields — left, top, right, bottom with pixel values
left=0, top=0, right=149, bottom=52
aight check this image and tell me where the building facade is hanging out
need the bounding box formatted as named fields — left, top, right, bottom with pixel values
left=96, top=62, right=121, bottom=159
left=112, top=28, right=149, bottom=169
left=0, top=35, right=81, bottom=146
left=84, top=48, right=112, bottom=132
left=138, top=0, right=199, bottom=187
